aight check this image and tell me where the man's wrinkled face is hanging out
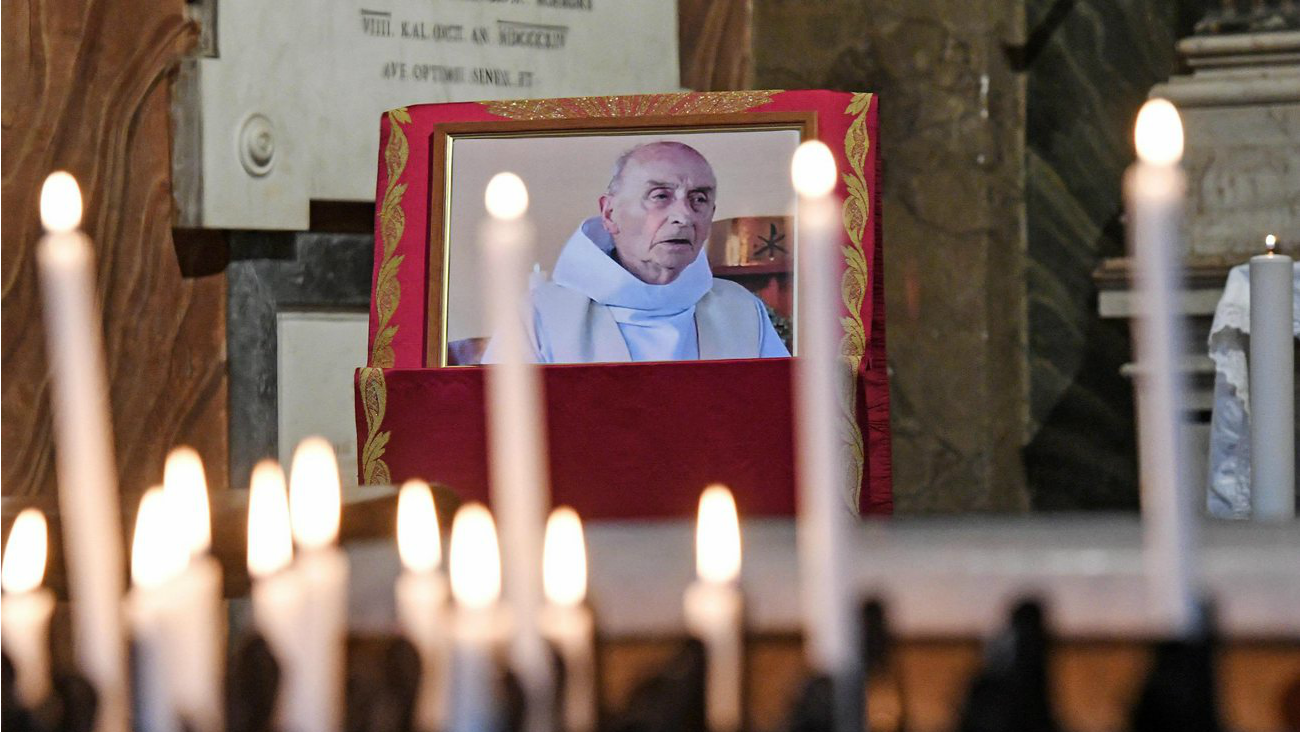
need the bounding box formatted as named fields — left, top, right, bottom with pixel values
left=600, top=145, right=717, bottom=285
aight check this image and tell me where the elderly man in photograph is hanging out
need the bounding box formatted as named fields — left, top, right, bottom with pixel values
left=485, top=141, right=790, bottom=364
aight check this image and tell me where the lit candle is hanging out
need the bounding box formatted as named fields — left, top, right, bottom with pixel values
left=286, top=437, right=349, bottom=732
left=683, top=485, right=744, bottom=732
left=395, top=479, right=451, bottom=732
left=448, top=503, right=509, bottom=732
left=541, top=507, right=597, bottom=732
left=1, top=509, right=55, bottom=707
left=246, top=459, right=302, bottom=725
left=481, top=171, right=554, bottom=729
left=128, top=488, right=188, bottom=732
left=1249, top=233, right=1295, bottom=521
left=1126, top=99, right=1198, bottom=635
left=35, top=171, right=129, bottom=732
left=160, top=447, right=224, bottom=732
left=790, top=141, right=862, bottom=714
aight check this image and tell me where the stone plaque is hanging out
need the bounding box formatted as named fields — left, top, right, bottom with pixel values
left=175, top=0, right=681, bottom=229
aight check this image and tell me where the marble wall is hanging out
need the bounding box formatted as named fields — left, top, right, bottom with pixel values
left=1022, top=0, right=1209, bottom=509
left=753, top=0, right=1031, bottom=511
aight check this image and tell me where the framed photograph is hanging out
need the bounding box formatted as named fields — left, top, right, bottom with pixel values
left=429, top=115, right=814, bottom=366
left=358, top=91, right=892, bottom=517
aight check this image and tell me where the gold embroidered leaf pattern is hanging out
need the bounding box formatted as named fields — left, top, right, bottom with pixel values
left=359, top=367, right=392, bottom=485
left=845, top=113, right=868, bottom=178
left=371, top=109, right=411, bottom=368
left=846, top=92, right=872, bottom=117
left=483, top=91, right=780, bottom=120
left=842, top=192, right=866, bottom=247
left=835, top=93, right=875, bottom=511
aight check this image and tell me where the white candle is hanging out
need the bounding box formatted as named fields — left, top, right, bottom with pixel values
left=791, top=142, right=860, bottom=679
left=128, top=488, right=188, bottom=732
left=35, top=171, right=129, bottom=732
left=683, top=485, right=744, bottom=732
left=541, top=507, right=597, bottom=732
left=1249, top=234, right=1296, bottom=521
left=448, top=503, right=509, bottom=732
left=160, top=447, right=224, bottom=732
left=395, top=479, right=451, bottom=732
left=1, top=509, right=56, bottom=707
left=481, top=171, right=554, bottom=730
left=1126, top=99, right=1198, bottom=636
left=246, top=459, right=303, bottom=724
left=286, top=437, right=349, bottom=732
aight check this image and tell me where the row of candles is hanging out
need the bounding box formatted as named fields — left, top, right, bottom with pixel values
left=1, top=440, right=751, bottom=732
left=6, top=137, right=854, bottom=732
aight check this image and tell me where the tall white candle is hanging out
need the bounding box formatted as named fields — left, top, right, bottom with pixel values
left=1249, top=234, right=1296, bottom=521
left=1126, top=99, right=1198, bottom=636
left=480, top=171, right=554, bottom=730
left=286, top=437, right=349, bottom=732
left=448, top=503, right=509, bottom=732
left=1, top=509, right=56, bottom=707
left=160, top=447, right=224, bottom=732
left=541, top=507, right=597, bottom=732
left=395, top=479, right=451, bottom=732
left=790, top=142, right=860, bottom=680
left=35, top=171, right=129, bottom=732
left=683, top=485, right=744, bottom=732
left=128, top=488, right=188, bottom=732
left=246, top=459, right=303, bottom=725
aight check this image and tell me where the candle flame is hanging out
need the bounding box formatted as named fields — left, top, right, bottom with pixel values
left=449, top=503, right=501, bottom=610
left=164, top=446, right=211, bottom=557
left=1266, top=234, right=1278, bottom=253
left=39, top=172, right=83, bottom=233
left=288, top=437, right=341, bottom=551
left=543, top=506, right=587, bottom=607
left=248, top=460, right=294, bottom=578
left=695, top=484, right=741, bottom=584
left=2, top=509, right=48, bottom=594
left=1134, top=99, right=1184, bottom=166
left=397, top=479, right=441, bottom=573
left=791, top=141, right=837, bottom=198
left=132, top=487, right=187, bottom=589
left=485, top=172, right=529, bottom=220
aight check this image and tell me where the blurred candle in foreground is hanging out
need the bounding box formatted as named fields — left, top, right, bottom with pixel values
left=1249, top=233, right=1295, bottom=521
left=448, top=503, right=509, bottom=732
left=161, top=447, right=224, bottom=732
left=2, top=509, right=55, bottom=706
left=1126, top=98, right=1198, bottom=636
left=246, top=459, right=302, bottom=727
left=683, top=485, right=744, bottom=732
left=541, top=507, right=597, bottom=732
left=36, top=171, right=129, bottom=732
left=481, top=171, right=554, bottom=731
left=396, top=479, right=451, bottom=732
left=791, top=140, right=862, bottom=732
left=286, top=437, right=349, bottom=732
left=129, top=488, right=188, bottom=732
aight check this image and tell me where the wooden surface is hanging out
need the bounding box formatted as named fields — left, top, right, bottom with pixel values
left=1, top=1, right=227, bottom=505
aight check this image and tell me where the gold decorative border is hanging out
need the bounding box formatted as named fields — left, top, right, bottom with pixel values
left=360, top=108, right=409, bottom=485
left=371, top=107, right=411, bottom=368
left=483, top=90, right=779, bottom=120
left=359, top=367, right=392, bottom=485
left=838, top=93, right=874, bottom=512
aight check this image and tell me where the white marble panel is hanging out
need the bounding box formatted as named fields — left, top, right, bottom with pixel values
left=276, top=311, right=371, bottom=487
left=183, top=0, right=681, bottom=229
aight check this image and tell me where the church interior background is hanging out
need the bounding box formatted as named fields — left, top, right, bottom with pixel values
left=3, top=0, right=1299, bottom=730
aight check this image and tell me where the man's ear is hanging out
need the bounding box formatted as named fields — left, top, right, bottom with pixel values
left=599, top=194, right=619, bottom=235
